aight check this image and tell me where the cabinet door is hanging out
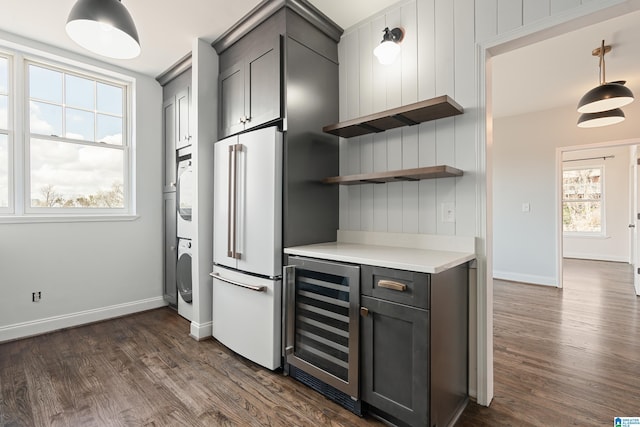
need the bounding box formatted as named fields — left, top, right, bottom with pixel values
left=219, top=63, right=245, bottom=139
left=245, top=40, right=280, bottom=131
left=162, top=98, right=176, bottom=192
left=176, top=86, right=191, bottom=149
left=361, top=296, right=429, bottom=427
left=164, top=192, right=177, bottom=305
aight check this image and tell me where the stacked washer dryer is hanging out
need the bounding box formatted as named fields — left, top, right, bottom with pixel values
left=176, top=154, right=194, bottom=321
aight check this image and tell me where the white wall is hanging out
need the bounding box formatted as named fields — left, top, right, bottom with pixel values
left=0, top=34, right=163, bottom=342
left=563, top=146, right=631, bottom=263
left=493, top=102, right=640, bottom=286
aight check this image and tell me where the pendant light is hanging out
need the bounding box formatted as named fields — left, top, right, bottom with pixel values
left=66, top=0, right=141, bottom=60
left=373, top=27, right=404, bottom=65
left=577, top=40, right=634, bottom=114
left=577, top=108, right=625, bottom=128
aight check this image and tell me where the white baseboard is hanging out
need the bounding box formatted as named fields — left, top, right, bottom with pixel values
left=0, top=297, right=167, bottom=343
left=493, top=270, right=557, bottom=287
left=563, top=253, right=629, bottom=263
left=190, top=321, right=213, bottom=341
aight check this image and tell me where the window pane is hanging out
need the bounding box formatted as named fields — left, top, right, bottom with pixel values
left=30, top=138, right=124, bottom=208
left=97, top=82, right=122, bottom=115
left=29, top=65, right=62, bottom=103
left=66, top=74, right=94, bottom=110
left=0, top=57, right=7, bottom=94
left=563, top=201, right=601, bottom=233
left=0, top=134, right=8, bottom=208
left=563, top=168, right=601, bottom=200
left=0, top=95, right=7, bottom=129
left=97, top=114, right=122, bottom=145
left=65, top=108, right=95, bottom=141
left=30, top=101, right=62, bottom=136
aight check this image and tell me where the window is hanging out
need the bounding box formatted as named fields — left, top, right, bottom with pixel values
left=27, top=62, right=127, bottom=211
left=563, top=167, right=604, bottom=234
left=0, top=55, right=9, bottom=211
left=0, top=48, right=133, bottom=219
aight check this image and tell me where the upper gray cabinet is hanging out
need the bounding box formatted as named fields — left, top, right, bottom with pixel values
left=176, top=86, right=191, bottom=149
left=219, top=39, right=281, bottom=138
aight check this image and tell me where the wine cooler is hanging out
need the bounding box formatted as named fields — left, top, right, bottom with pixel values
left=283, top=255, right=361, bottom=414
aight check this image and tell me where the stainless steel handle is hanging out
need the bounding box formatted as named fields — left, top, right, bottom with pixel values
left=378, top=280, right=407, bottom=292
left=227, top=145, right=234, bottom=258
left=231, top=144, right=242, bottom=260
left=210, top=273, right=266, bottom=292
left=283, top=265, right=296, bottom=360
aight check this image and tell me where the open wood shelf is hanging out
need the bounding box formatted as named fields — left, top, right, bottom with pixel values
left=322, top=165, right=463, bottom=185
left=322, top=95, right=463, bottom=138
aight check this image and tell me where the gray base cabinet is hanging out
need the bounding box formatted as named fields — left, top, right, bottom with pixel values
left=360, top=264, right=468, bottom=427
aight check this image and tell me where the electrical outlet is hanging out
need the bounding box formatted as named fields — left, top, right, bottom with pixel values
left=32, top=292, right=41, bottom=302
left=442, top=202, right=455, bottom=223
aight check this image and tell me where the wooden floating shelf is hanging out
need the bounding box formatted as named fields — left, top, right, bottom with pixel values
left=322, top=95, right=463, bottom=138
left=322, top=165, right=463, bottom=185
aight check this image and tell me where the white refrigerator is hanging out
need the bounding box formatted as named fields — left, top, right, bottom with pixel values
left=211, top=126, right=283, bottom=370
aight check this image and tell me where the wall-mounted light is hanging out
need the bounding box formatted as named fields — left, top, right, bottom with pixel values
left=576, top=40, right=633, bottom=127
left=66, top=0, right=141, bottom=60
left=373, top=27, right=404, bottom=65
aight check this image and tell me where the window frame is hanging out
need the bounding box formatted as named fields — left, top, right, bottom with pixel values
left=0, top=45, right=135, bottom=221
left=562, top=164, right=606, bottom=237
left=0, top=52, right=13, bottom=214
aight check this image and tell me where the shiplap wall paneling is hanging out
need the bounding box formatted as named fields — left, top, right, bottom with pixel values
left=360, top=135, right=374, bottom=231
left=523, top=0, right=551, bottom=25
left=475, top=0, right=498, bottom=43
left=373, top=133, right=388, bottom=231
left=417, top=0, right=436, bottom=101
left=418, top=121, right=437, bottom=234
left=498, top=0, right=523, bottom=33
left=551, top=0, right=582, bottom=15
left=454, top=0, right=477, bottom=238
left=417, top=0, right=437, bottom=235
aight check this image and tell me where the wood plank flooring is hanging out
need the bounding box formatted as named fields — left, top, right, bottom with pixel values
left=1, top=258, right=638, bottom=426
left=459, top=259, right=640, bottom=426
left=0, top=309, right=382, bottom=426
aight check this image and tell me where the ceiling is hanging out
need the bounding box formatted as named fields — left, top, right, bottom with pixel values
left=0, top=1, right=637, bottom=118
left=0, top=0, right=392, bottom=77
left=492, top=9, right=640, bottom=118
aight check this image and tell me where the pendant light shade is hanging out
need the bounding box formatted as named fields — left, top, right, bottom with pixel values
left=576, top=40, right=634, bottom=115
left=577, top=108, right=625, bottom=128
left=66, top=0, right=140, bottom=60
left=577, top=81, right=634, bottom=113
left=373, top=27, right=404, bottom=65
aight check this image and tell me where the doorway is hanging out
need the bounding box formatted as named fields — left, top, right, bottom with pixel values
left=558, top=141, right=640, bottom=294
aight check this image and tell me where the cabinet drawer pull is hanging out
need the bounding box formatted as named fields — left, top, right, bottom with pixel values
left=378, top=280, right=407, bottom=292
left=360, top=307, right=369, bottom=317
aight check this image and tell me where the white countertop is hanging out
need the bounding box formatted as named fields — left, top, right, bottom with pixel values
left=284, top=241, right=475, bottom=274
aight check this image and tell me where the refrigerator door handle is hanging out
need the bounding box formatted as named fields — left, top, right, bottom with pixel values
left=210, top=272, right=266, bottom=292
left=227, top=145, right=234, bottom=258
left=283, top=265, right=296, bottom=357
left=232, top=144, right=243, bottom=260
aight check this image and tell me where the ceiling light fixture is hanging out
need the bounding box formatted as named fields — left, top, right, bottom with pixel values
left=577, top=40, right=634, bottom=114
left=373, top=27, right=404, bottom=65
left=66, top=0, right=141, bottom=60
left=577, top=108, right=625, bottom=128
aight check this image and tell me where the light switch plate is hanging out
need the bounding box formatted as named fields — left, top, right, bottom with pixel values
left=522, top=203, right=530, bottom=213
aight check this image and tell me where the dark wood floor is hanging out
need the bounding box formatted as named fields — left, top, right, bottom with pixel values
left=1, top=258, right=638, bottom=426
left=459, top=258, right=640, bottom=426
left=0, top=308, right=383, bottom=427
